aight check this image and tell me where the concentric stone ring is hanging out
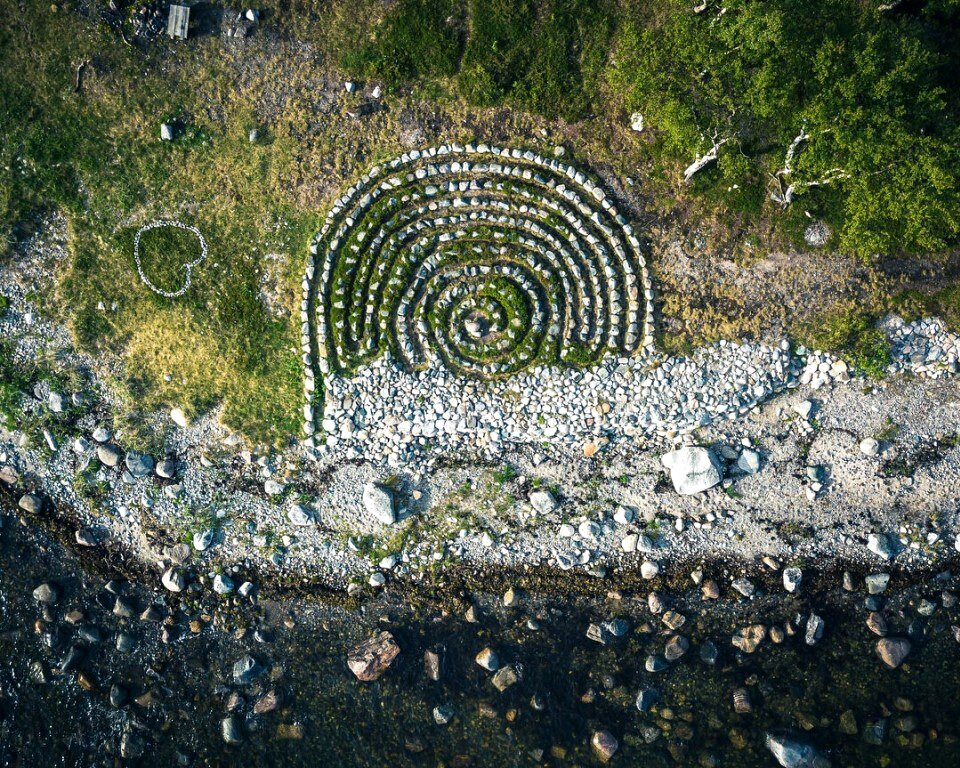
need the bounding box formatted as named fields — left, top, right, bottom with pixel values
left=300, top=143, right=655, bottom=438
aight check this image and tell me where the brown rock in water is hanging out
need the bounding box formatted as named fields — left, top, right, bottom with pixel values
left=347, top=631, right=400, bottom=681
left=491, top=666, right=519, bottom=692
left=591, top=730, right=619, bottom=762
left=731, top=624, right=767, bottom=654
left=424, top=649, right=441, bottom=681
left=876, top=637, right=911, bottom=669
left=866, top=612, right=888, bottom=637
left=253, top=689, right=282, bottom=714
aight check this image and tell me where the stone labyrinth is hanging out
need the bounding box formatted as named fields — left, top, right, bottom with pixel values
left=301, top=144, right=799, bottom=464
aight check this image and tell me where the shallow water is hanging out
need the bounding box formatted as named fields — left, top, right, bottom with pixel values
left=1, top=509, right=959, bottom=767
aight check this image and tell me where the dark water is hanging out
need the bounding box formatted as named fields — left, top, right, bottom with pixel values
left=1, top=509, right=960, bottom=767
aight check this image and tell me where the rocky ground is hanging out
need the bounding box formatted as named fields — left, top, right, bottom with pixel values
left=3, top=215, right=960, bottom=768
left=3, top=217, right=960, bottom=605
left=2, top=493, right=960, bottom=766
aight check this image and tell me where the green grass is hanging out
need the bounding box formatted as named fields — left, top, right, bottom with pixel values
left=0, top=1, right=316, bottom=446
left=802, top=303, right=891, bottom=379
left=0, top=340, right=29, bottom=425
left=332, top=0, right=463, bottom=86
left=2, top=0, right=958, bottom=448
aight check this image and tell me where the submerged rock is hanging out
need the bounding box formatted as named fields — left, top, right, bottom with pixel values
left=591, top=730, right=619, bottom=762
left=765, top=733, right=830, bottom=768
left=347, top=631, right=400, bottom=681
left=876, top=637, right=912, bottom=669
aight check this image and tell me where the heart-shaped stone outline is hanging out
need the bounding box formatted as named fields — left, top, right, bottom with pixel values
left=134, top=220, right=208, bottom=298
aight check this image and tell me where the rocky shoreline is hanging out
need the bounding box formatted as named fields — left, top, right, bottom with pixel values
left=2, top=502, right=959, bottom=766
left=4, top=217, right=960, bottom=603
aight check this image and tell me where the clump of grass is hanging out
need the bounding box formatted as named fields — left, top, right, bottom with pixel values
left=873, top=417, right=900, bottom=442
left=493, top=464, right=517, bottom=484
left=0, top=340, right=30, bottom=425
left=803, top=303, right=891, bottom=379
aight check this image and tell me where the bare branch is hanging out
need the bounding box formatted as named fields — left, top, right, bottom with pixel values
left=683, top=136, right=731, bottom=183
left=770, top=126, right=847, bottom=207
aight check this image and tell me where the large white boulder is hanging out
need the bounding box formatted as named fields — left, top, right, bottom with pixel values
left=661, top=446, right=722, bottom=495
left=363, top=483, right=396, bottom=525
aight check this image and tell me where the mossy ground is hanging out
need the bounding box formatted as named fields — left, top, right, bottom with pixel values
left=2, top=0, right=958, bottom=446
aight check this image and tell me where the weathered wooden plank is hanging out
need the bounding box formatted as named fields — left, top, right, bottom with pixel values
left=167, top=4, right=190, bottom=40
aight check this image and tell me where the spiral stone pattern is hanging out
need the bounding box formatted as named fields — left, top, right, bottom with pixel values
left=302, top=144, right=654, bottom=399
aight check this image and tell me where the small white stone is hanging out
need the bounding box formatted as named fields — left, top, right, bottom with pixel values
left=161, top=567, right=185, bottom=593
left=860, top=438, right=880, bottom=457
left=640, top=560, right=660, bottom=579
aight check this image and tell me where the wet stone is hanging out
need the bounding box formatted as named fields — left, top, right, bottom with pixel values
left=876, top=637, right=911, bottom=669
left=475, top=647, right=500, bottom=671
left=866, top=612, right=888, bottom=637
left=347, top=631, right=400, bottom=681
left=645, top=655, right=668, bottom=672
left=120, top=730, right=146, bottom=759
left=233, top=654, right=263, bottom=684
left=591, top=730, right=619, bottom=763
left=732, top=625, right=766, bottom=654
left=424, top=649, right=441, bottom=681
left=700, top=639, right=719, bottom=665
left=805, top=613, right=824, bottom=645
left=32, top=583, right=59, bottom=604
left=433, top=704, right=454, bottom=725
left=253, top=689, right=282, bottom=714
left=664, top=634, right=690, bottom=661
left=77, top=625, right=103, bottom=644
left=222, top=715, right=243, bottom=744
left=636, top=687, right=659, bottom=712
left=863, top=719, right=889, bottom=745
left=110, top=684, right=128, bottom=708
left=115, top=633, right=136, bottom=652
left=492, top=666, right=519, bottom=692
left=764, top=733, right=830, bottom=768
